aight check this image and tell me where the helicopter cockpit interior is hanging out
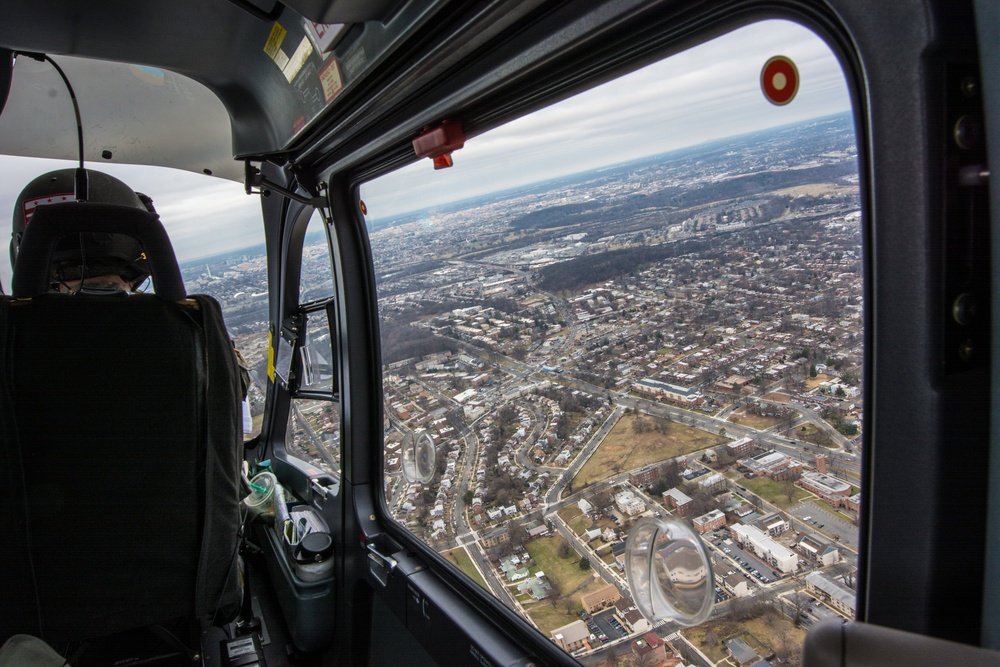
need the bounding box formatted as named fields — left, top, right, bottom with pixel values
left=1, top=1, right=999, bottom=666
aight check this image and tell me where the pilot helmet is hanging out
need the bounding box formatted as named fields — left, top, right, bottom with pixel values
left=10, top=168, right=153, bottom=287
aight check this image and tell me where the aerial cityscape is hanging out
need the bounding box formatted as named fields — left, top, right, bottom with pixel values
left=182, top=111, right=862, bottom=667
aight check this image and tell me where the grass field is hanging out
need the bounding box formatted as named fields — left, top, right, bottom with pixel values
left=788, top=422, right=837, bottom=448
left=524, top=535, right=609, bottom=633
left=739, top=475, right=810, bottom=509
left=572, top=413, right=725, bottom=488
left=558, top=505, right=591, bottom=536
left=682, top=613, right=807, bottom=663
left=441, top=547, right=488, bottom=590
left=728, top=409, right=784, bottom=430
left=526, top=535, right=592, bottom=594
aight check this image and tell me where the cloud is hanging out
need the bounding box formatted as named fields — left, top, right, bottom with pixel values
left=0, top=17, right=855, bottom=290
left=362, top=19, right=853, bottom=220
left=0, top=156, right=259, bottom=289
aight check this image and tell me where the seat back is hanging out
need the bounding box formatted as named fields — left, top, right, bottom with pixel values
left=0, top=204, right=243, bottom=644
left=804, top=618, right=1000, bottom=667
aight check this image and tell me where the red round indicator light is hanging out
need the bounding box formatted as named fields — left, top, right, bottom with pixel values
left=359, top=200, right=368, bottom=215
left=761, top=56, right=799, bottom=106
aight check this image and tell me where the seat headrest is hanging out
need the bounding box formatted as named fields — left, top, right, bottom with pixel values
left=11, top=202, right=186, bottom=300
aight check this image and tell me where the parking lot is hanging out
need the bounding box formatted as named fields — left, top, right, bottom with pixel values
left=790, top=501, right=859, bottom=549
left=710, top=534, right=782, bottom=585
left=580, top=608, right=629, bottom=644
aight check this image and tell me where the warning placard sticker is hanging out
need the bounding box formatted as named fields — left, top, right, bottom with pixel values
left=318, top=57, right=344, bottom=103
left=263, top=22, right=287, bottom=60
left=283, top=36, right=314, bottom=83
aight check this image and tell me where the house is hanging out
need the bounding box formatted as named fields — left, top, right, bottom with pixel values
left=724, top=637, right=760, bottom=667
left=805, top=571, right=857, bottom=619
left=581, top=583, right=620, bottom=613
left=614, top=597, right=650, bottom=635
left=611, top=540, right=628, bottom=569
left=584, top=524, right=602, bottom=541
left=758, top=513, right=789, bottom=536
left=517, top=575, right=551, bottom=600
left=616, top=489, right=647, bottom=516
left=693, top=509, right=726, bottom=534
left=525, top=520, right=549, bottom=539
left=551, top=620, right=590, bottom=652
left=723, top=572, right=752, bottom=598
left=632, top=633, right=667, bottom=665
left=480, top=525, right=509, bottom=548
left=662, top=488, right=693, bottom=516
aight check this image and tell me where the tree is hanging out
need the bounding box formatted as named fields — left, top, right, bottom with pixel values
left=557, top=538, right=572, bottom=558
left=809, top=364, right=818, bottom=378
left=580, top=557, right=591, bottom=570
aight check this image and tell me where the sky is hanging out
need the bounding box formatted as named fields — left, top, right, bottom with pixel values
left=0, top=19, right=852, bottom=290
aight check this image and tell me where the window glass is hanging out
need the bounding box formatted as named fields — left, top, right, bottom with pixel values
left=300, top=210, right=336, bottom=303
left=0, top=160, right=271, bottom=440
left=286, top=397, right=341, bottom=475
left=364, top=19, right=861, bottom=665
left=286, top=210, right=340, bottom=475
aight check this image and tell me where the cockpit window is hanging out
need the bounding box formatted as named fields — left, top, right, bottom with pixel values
left=363, top=18, right=861, bottom=663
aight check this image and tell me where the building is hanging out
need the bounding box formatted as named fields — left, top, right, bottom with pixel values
left=517, top=575, right=551, bottom=600
left=525, top=520, right=550, bottom=539
left=632, top=633, right=667, bottom=665
left=806, top=571, right=857, bottom=619
left=724, top=637, right=760, bottom=667
left=696, top=472, right=727, bottom=494
left=693, top=509, right=726, bottom=534
left=581, top=583, right=620, bottom=613
left=799, top=471, right=852, bottom=498
left=663, top=488, right=693, bottom=516
left=726, top=436, right=755, bottom=458
left=499, top=555, right=530, bottom=582
left=740, top=449, right=803, bottom=481
left=629, top=465, right=659, bottom=487
left=730, top=523, right=798, bottom=573
left=551, top=620, right=590, bottom=652
left=723, top=571, right=752, bottom=597
left=633, top=378, right=705, bottom=405
left=757, top=513, right=789, bottom=536
left=616, top=489, right=647, bottom=516
left=480, top=525, right=510, bottom=548
left=796, top=534, right=841, bottom=566
left=614, top=597, right=650, bottom=634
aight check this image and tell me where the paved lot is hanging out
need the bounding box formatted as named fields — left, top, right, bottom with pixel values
left=790, top=500, right=858, bottom=550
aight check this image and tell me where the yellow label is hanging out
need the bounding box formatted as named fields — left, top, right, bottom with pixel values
left=267, top=330, right=275, bottom=382
left=264, top=22, right=287, bottom=61
left=282, top=36, right=313, bottom=82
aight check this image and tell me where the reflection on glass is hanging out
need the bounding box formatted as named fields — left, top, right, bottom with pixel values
left=299, top=312, right=335, bottom=393
left=626, top=517, right=714, bottom=626
left=287, top=397, right=340, bottom=475
left=401, top=430, right=437, bottom=484
left=367, top=17, right=861, bottom=664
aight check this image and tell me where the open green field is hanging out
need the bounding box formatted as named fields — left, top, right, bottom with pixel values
left=729, top=409, right=785, bottom=431
left=787, top=422, right=837, bottom=448
left=526, top=535, right=593, bottom=595
left=522, top=535, right=611, bottom=632
left=739, top=475, right=810, bottom=509
left=572, top=413, right=725, bottom=488
left=558, top=505, right=590, bottom=536
left=683, top=614, right=807, bottom=663
left=441, top=547, right=488, bottom=590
